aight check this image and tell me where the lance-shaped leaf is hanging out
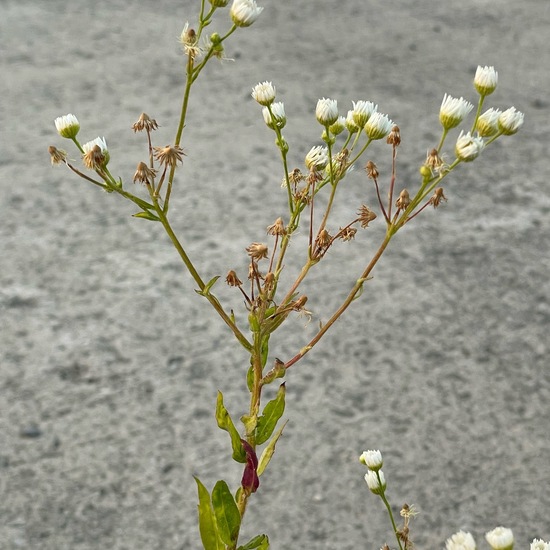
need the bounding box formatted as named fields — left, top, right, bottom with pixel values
left=237, top=533, right=270, bottom=550
left=255, top=383, right=286, bottom=446
left=132, top=211, right=160, bottom=221
left=257, top=420, right=288, bottom=476
left=215, top=392, right=246, bottom=463
left=241, top=439, right=260, bottom=494
left=212, top=480, right=241, bottom=546
left=196, top=275, right=221, bottom=297
left=194, top=476, right=224, bottom=550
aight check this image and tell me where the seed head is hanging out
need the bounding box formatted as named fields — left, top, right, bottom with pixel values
left=339, top=227, right=357, bottom=241
left=395, top=189, right=411, bottom=210
left=49, top=145, right=67, bottom=165
left=365, top=160, right=379, bottom=180
left=429, top=187, right=447, bottom=208
left=267, top=217, right=286, bottom=236
left=358, top=205, right=377, bottom=228
left=225, top=270, right=243, bottom=287
left=132, top=113, right=159, bottom=133
left=153, top=145, right=185, bottom=168
left=386, top=125, right=401, bottom=146
left=133, top=162, right=156, bottom=186
left=246, top=242, right=268, bottom=260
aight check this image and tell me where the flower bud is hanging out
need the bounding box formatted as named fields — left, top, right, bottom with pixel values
left=316, top=98, right=338, bottom=126
left=329, top=116, right=346, bottom=136
left=252, top=81, right=276, bottom=106
left=352, top=100, right=377, bottom=127
left=305, top=145, right=328, bottom=171
left=364, top=470, right=386, bottom=495
left=359, top=450, right=383, bottom=471
left=485, top=527, right=514, bottom=550
left=365, top=112, right=394, bottom=140
left=262, top=102, right=286, bottom=129
left=474, top=65, right=498, bottom=96
left=230, top=0, right=263, bottom=27
left=439, top=94, right=473, bottom=130
left=476, top=108, right=501, bottom=137
left=530, top=540, right=550, bottom=550
left=455, top=131, right=484, bottom=162
left=498, top=107, right=524, bottom=135
left=446, top=531, right=476, bottom=550
left=55, top=114, right=80, bottom=139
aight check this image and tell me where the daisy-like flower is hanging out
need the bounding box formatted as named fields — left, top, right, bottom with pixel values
left=230, top=0, right=263, bottom=27
left=55, top=114, right=80, bottom=139
left=439, top=94, right=474, bottom=130
left=474, top=65, right=498, bottom=96
left=262, top=102, right=286, bottom=129
left=365, top=112, right=394, bottom=140
left=252, top=81, right=276, bottom=106
left=530, top=539, right=550, bottom=550
left=455, top=130, right=484, bottom=162
left=359, top=450, right=383, bottom=471
left=485, top=527, right=514, bottom=550
left=316, top=98, right=339, bottom=126
left=352, top=100, right=377, bottom=127
left=498, top=107, right=524, bottom=135
left=364, top=469, right=386, bottom=495
left=153, top=144, right=185, bottom=168
left=305, top=145, right=328, bottom=171
left=445, top=531, right=476, bottom=550
left=82, top=136, right=109, bottom=169
left=475, top=108, right=501, bottom=137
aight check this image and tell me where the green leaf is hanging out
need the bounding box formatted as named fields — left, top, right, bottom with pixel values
left=215, top=391, right=246, bottom=463
left=246, top=365, right=254, bottom=393
left=212, top=480, right=241, bottom=546
left=196, top=276, right=220, bottom=297
left=257, top=420, right=288, bottom=476
left=237, top=534, right=270, bottom=550
left=132, top=211, right=160, bottom=221
left=255, top=383, right=286, bottom=446
left=194, top=477, right=224, bottom=550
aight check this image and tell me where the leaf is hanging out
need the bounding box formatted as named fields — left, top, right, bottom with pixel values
left=255, top=383, right=286, bottom=446
left=215, top=392, right=246, bottom=463
left=132, top=211, right=160, bottom=221
left=257, top=420, right=288, bottom=477
left=196, top=275, right=220, bottom=297
left=194, top=477, right=224, bottom=550
left=212, top=480, right=241, bottom=546
left=237, top=534, right=270, bottom=550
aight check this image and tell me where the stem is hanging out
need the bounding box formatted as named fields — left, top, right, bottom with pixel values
left=379, top=489, right=404, bottom=550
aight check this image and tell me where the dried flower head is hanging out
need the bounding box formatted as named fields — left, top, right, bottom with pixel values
left=400, top=503, right=419, bottom=519
left=315, top=229, right=332, bottom=249
left=474, top=65, right=498, bottom=96
left=180, top=22, right=201, bottom=58
left=132, top=112, right=159, bottom=133
left=358, top=205, right=377, bottom=228
left=365, top=112, right=394, bottom=140
left=439, top=94, right=474, bottom=130
left=225, top=270, right=243, bottom=287
left=246, top=242, right=268, bottom=260
left=395, top=189, right=411, bottom=210
left=352, top=100, right=377, bottom=127
left=286, top=168, right=305, bottom=189
left=455, top=131, right=484, bottom=162
left=133, top=162, right=156, bottom=186
left=316, top=98, right=339, bottom=126
left=49, top=145, right=67, bottom=165
left=365, top=160, right=379, bottom=180
left=485, top=527, right=514, bottom=550
left=252, top=81, right=276, bottom=106
left=498, top=107, right=524, bottom=135
left=425, top=148, right=444, bottom=172
left=267, top=217, right=286, bottom=236
left=387, top=125, right=401, bottom=146
left=153, top=145, right=185, bottom=168
left=429, top=187, right=447, bottom=208
left=230, top=0, right=264, bottom=27
left=54, top=113, right=80, bottom=139
left=339, top=227, right=357, bottom=242
left=82, top=137, right=109, bottom=170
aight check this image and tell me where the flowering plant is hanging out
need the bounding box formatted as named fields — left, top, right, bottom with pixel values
left=49, top=1, right=537, bottom=549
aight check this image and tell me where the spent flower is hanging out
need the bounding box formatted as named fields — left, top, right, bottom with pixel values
left=252, top=81, right=276, bottom=106
left=439, top=94, right=474, bottom=130
left=230, top=0, right=263, bottom=27
left=132, top=112, right=159, bottom=133
left=316, top=98, right=339, bottom=126
left=153, top=144, right=185, bottom=167
left=365, top=112, right=394, bottom=140
left=498, top=107, right=524, bottom=135
left=48, top=145, right=67, bottom=165
left=82, top=137, right=109, bottom=169
left=474, top=65, right=498, bottom=96
left=446, top=531, right=476, bottom=550
left=455, top=131, right=484, bottom=162
left=485, top=527, right=514, bottom=550
left=55, top=114, right=80, bottom=139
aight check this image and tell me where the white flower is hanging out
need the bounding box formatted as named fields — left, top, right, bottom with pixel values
left=305, top=145, right=328, bottom=171
left=474, top=65, right=498, bottom=96
left=262, top=102, right=286, bottom=129
left=485, top=527, right=514, bottom=550
left=329, top=116, right=346, bottom=135
left=230, top=0, right=263, bottom=27
left=364, top=469, right=386, bottom=494
left=446, top=531, right=476, bottom=550
left=364, top=112, right=394, bottom=140
left=352, top=100, right=377, bottom=127
left=439, top=94, right=474, bottom=130
left=530, top=539, right=550, bottom=550
left=476, top=108, right=502, bottom=137
left=252, top=81, right=276, bottom=106
left=455, top=130, right=484, bottom=162
left=359, top=450, right=383, bottom=471
left=55, top=114, right=80, bottom=139
left=345, top=110, right=360, bottom=133
left=498, top=107, right=524, bottom=135
left=82, top=136, right=108, bottom=154
left=316, top=98, right=338, bottom=126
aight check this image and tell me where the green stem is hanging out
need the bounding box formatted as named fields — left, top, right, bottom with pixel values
left=379, top=488, right=404, bottom=550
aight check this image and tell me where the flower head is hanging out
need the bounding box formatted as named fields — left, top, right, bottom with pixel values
left=305, top=145, right=328, bottom=171
left=345, top=110, right=360, bottom=133
left=48, top=145, right=67, bottom=165
left=439, top=94, right=474, bottom=130
left=359, top=449, right=383, bottom=470
left=133, top=162, right=156, bottom=186
left=475, top=108, right=501, bottom=137
left=82, top=137, right=109, bottom=169
left=364, top=469, right=386, bottom=494
left=357, top=205, right=377, bottom=228
left=132, top=112, right=159, bottom=133
left=365, top=112, right=394, bottom=140
left=262, top=102, right=286, bottom=129
left=153, top=144, right=185, bottom=168
left=498, top=107, right=524, bottom=135
left=179, top=22, right=201, bottom=58
left=352, top=100, right=377, bottom=127
left=252, top=81, right=276, bottom=106
left=316, top=98, right=338, bottom=126
left=485, top=527, right=514, bottom=550
left=55, top=114, right=80, bottom=139
left=474, top=65, right=498, bottom=96
left=455, top=130, right=484, bottom=162
left=230, top=0, right=263, bottom=27
left=446, top=531, right=476, bottom=550
left=530, top=540, right=550, bottom=550
left=329, top=116, right=346, bottom=136
left=246, top=242, right=268, bottom=260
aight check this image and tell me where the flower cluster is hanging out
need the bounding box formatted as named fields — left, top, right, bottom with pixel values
left=360, top=449, right=386, bottom=495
